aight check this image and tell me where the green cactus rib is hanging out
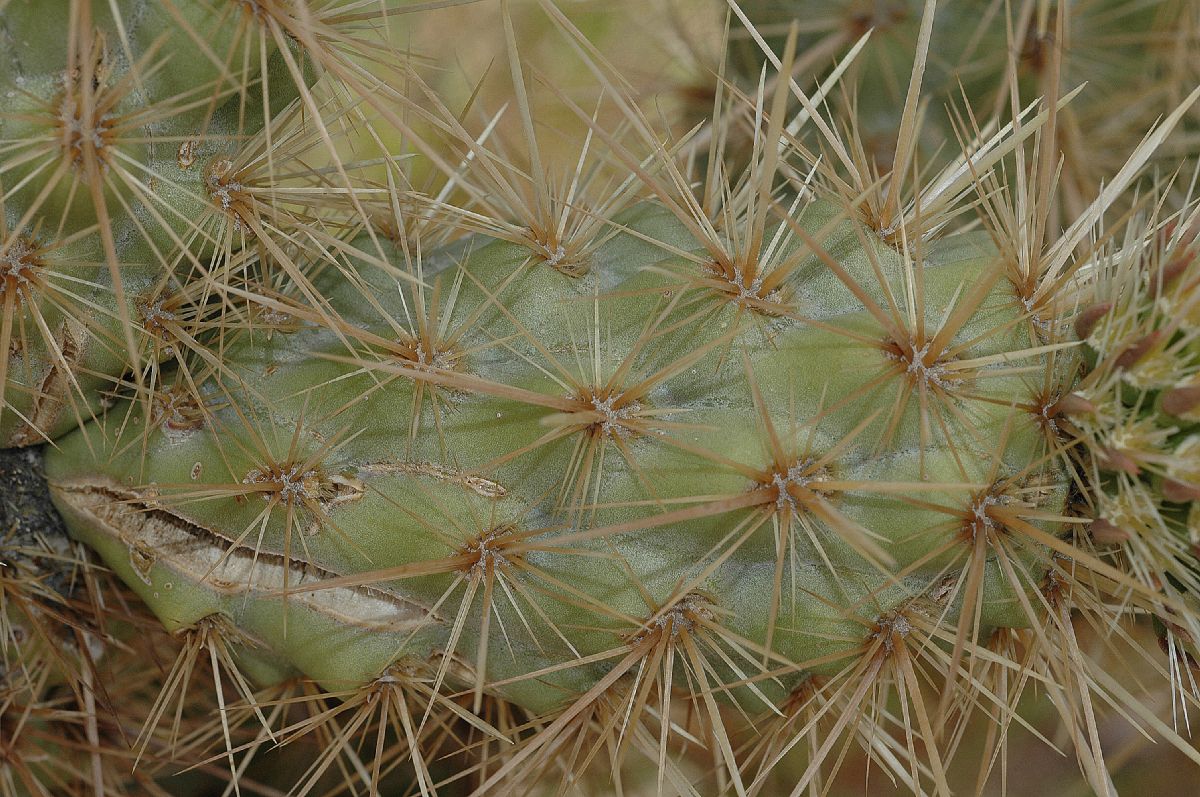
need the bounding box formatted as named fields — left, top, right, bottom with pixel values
left=45, top=193, right=1068, bottom=721
left=723, top=0, right=1197, bottom=184
left=8, top=2, right=1200, bottom=794
left=0, top=0, right=338, bottom=447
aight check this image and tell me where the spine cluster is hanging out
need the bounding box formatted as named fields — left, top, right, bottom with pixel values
left=2, top=2, right=1200, bottom=796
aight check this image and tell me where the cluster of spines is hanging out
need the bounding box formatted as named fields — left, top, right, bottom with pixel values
left=1057, top=205, right=1200, bottom=646
left=0, top=2, right=472, bottom=794
left=0, top=0, right=425, bottom=447
left=5, top=2, right=1200, bottom=797
left=682, top=0, right=1200, bottom=219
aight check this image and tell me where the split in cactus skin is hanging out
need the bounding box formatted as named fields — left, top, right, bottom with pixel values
left=5, top=1, right=1200, bottom=796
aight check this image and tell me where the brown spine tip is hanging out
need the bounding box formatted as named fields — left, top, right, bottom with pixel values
left=1075, top=302, right=1113, bottom=340
left=1158, top=631, right=1200, bottom=671
left=1163, top=384, right=1200, bottom=418
left=1113, top=330, right=1163, bottom=369
left=1098, top=447, right=1141, bottom=476
left=1150, top=220, right=1198, bottom=296
left=1164, top=478, right=1200, bottom=503
left=1151, top=253, right=1194, bottom=297
left=1088, top=518, right=1130, bottom=544
left=1050, top=393, right=1096, bottom=416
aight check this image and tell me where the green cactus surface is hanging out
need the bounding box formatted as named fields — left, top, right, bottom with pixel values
left=724, top=0, right=1199, bottom=194
left=0, top=0, right=335, bottom=446
left=1066, top=217, right=1200, bottom=598
left=6, top=2, right=1200, bottom=796
left=45, top=196, right=1068, bottom=708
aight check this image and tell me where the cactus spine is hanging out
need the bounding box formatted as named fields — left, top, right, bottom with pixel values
left=4, top=1, right=1200, bottom=796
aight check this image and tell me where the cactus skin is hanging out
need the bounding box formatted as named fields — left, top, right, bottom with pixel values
left=726, top=0, right=1198, bottom=183
left=44, top=184, right=1070, bottom=787
left=0, top=444, right=194, bottom=795
left=0, top=0, right=318, bottom=447
left=6, top=1, right=1200, bottom=795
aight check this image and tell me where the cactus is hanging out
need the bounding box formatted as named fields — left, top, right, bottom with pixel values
left=1066, top=211, right=1200, bottom=619
left=45, top=191, right=1073, bottom=788
left=709, top=0, right=1200, bottom=208
left=0, top=0, right=380, bottom=447
left=5, top=1, right=1200, bottom=796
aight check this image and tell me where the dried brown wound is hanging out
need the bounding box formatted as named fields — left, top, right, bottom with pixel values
left=49, top=478, right=438, bottom=633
